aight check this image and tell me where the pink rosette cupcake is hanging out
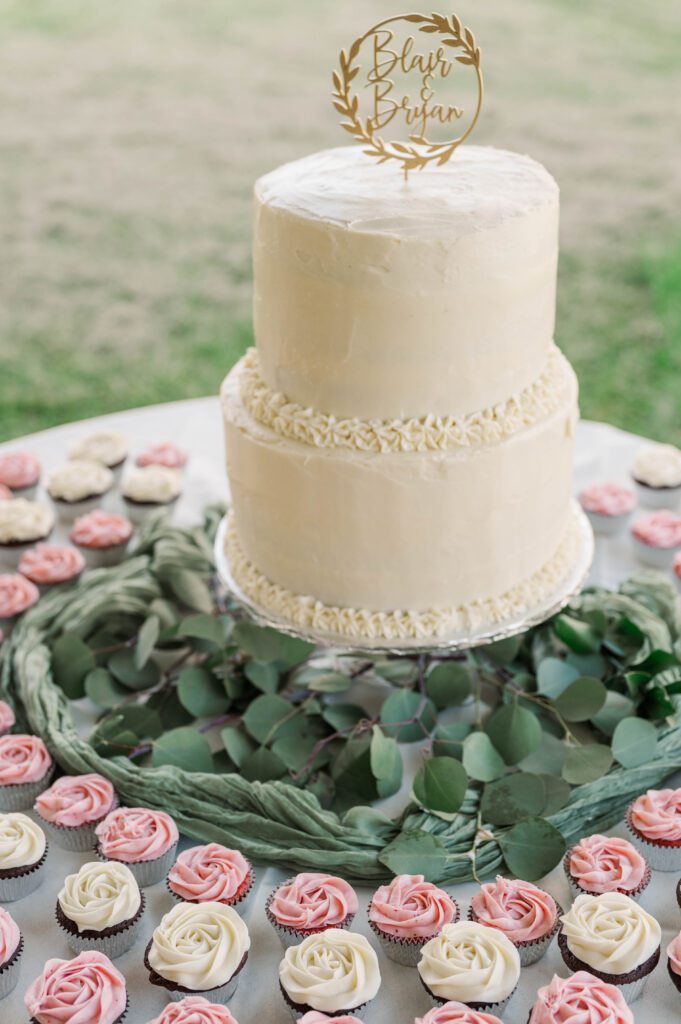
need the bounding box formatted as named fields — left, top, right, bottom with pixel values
left=416, top=1006, right=503, bottom=1024
left=564, top=834, right=650, bottom=901
left=667, top=931, right=681, bottom=995
left=267, top=872, right=359, bottom=949
left=95, top=806, right=179, bottom=887
left=579, top=482, right=636, bottom=536
left=35, top=772, right=118, bottom=851
left=298, top=1015, right=363, bottom=1024
left=167, top=843, right=254, bottom=913
left=137, top=441, right=188, bottom=470
left=368, top=874, right=458, bottom=967
left=0, top=485, right=12, bottom=501
left=627, top=788, right=681, bottom=870
left=146, top=996, right=239, bottom=1023
left=469, top=876, right=560, bottom=966
left=0, top=734, right=53, bottom=811
left=0, top=573, right=39, bottom=631
left=18, top=543, right=85, bottom=590
left=0, top=701, right=15, bottom=737
left=0, top=451, right=41, bottom=499
left=528, top=971, right=634, bottom=1024
left=631, top=509, right=681, bottom=567
left=70, top=510, right=134, bottom=568
left=25, top=950, right=128, bottom=1024
left=0, top=907, right=22, bottom=1000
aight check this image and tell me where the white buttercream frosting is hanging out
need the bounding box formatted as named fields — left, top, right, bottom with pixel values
left=69, top=432, right=129, bottom=468
left=279, top=929, right=381, bottom=1013
left=123, top=466, right=183, bottom=504
left=560, top=893, right=660, bottom=975
left=0, top=811, right=46, bottom=868
left=149, top=901, right=250, bottom=991
left=632, top=444, right=681, bottom=488
left=48, top=461, right=113, bottom=502
left=0, top=499, right=54, bottom=544
left=417, top=921, right=520, bottom=1004
left=58, top=860, right=141, bottom=933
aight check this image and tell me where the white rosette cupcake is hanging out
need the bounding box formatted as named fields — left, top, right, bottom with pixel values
left=69, top=431, right=129, bottom=484
left=145, top=901, right=250, bottom=1004
left=47, top=460, right=114, bottom=523
left=0, top=811, right=48, bottom=900
left=122, top=466, right=183, bottom=524
left=34, top=772, right=118, bottom=851
left=368, top=874, right=458, bottom=967
left=0, top=499, right=54, bottom=568
left=95, top=807, right=179, bottom=887
left=56, top=860, right=145, bottom=958
left=25, top=950, right=128, bottom=1024
left=564, top=834, right=651, bottom=901
left=0, top=701, right=14, bottom=737
left=417, top=921, right=520, bottom=1016
left=468, top=876, right=561, bottom=966
left=558, top=892, right=661, bottom=1002
left=267, top=872, right=358, bottom=949
left=626, top=788, right=681, bottom=870
left=0, top=734, right=54, bottom=811
left=144, top=997, right=240, bottom=1023
left=279, top=929, right=381, bottom=1020
left=0, top=908, right=22, bottom=1000
left=631, top=444, right=681, bottom=509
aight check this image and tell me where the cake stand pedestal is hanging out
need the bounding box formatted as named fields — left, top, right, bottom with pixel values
left=213, top=503, right=594, bottom=655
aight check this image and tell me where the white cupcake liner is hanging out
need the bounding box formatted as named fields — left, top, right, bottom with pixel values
left=583, top=508, right=633, bottom=537
left=0, top=936, right=23, bottom=1000
left=633, top=479, right=681, bottom=510
left=625, top=811, right=681, bottom=871
left=57, top=896, right=145, bottom=960
left=77, top=541, right=130, bottom=569
left=122, top=497, right=178, bottom=526
left=51, top=494, right=111, bottom=525
left=0, top=769, right=54, bottom=812
left=95, top=842, right=178, bottom=888
left=630, top=534, right=680, bottom=569
left=0, top=849, right=48, bottom=902
left=563, top=849, right=651, bottom=903
left=0, top=538, right=52, bottom=570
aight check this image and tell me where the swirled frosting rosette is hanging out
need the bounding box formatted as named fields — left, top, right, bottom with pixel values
left=279, top=928, right=380, bottom=1016
left=469, top=877, right=559, bottom=965
left=35, top=773, right=118, bottom=852
left=137, top=442, right=188, bottom=470
left=146, top=996, right=239, bottom=1023
left=298, top=1014, right=363, bottom=1024
left=0, top=701, right=14, bottom=737
left=57, top=860, right=144, bottom=959
left=18, top=543, right=85, bottom=586
left=529, top=971, right=634, bottom=1024
left=0, top=906, right=22, bottom=998
left=25, top=950, right=127, bottom=1024
left=558, top=893, right=661, bottom=1001
left=146, top=901, right=250, bottom=1003
left=0, top=451, right=41, bottom=493
left=168, top=843, right=253, bottom=909
left=267, top=872, right=358, bottom=947
left=417, top=922, right=520, bottom=1012
left=368, top=874, right=458, bottom=966
left=69, top=431, right=129, bottom=470
left=70, top=511, right=134, bottom=567
left=565, top=834, right=650, bottom=899
left=0, top=811, right=47, bottom=901
left=0, top=734, right=53, bottom=811
left=0, top=573, right=40, bottom=623
left=96, top=807, right=179, bottom=887
left=416, top=1005, right=503, bottom=1024
left=627, top=788, right=681, bottom=869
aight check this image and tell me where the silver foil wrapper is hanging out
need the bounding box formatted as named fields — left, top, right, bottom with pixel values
left=60, top=903, right=145, bottom=960
left=0, top=770, right=54, bottom=812
left=614, top=972, right=652, bottom=1003
left=167, top=972, right=241, bottom=1004
left=95, top=843, right=178, bottom=888
left=626, top=814, right=681, bottom=872
left=40, top=818, right=99, bottom=853
left=0, top=938, right=22, bottom=1001
left=0, top=852, right=47, bottom=902
left=372, top=928, right=424, bottom=967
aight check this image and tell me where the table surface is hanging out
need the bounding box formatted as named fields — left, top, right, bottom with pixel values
left=0, top=400, right=677, bottom=1024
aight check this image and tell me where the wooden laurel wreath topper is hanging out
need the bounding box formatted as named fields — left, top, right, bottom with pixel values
left=332, top=12, right=483, bottom=174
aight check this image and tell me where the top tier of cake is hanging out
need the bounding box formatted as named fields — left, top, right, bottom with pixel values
left=253, top=145, right=559, bottom=421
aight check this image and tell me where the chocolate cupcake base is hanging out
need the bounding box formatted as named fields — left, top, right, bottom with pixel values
left=418, top=973, right=514, bottom=1016
left=626, top=809, right=681, bottom=872
left=145, top=941, right=246, bottom=1004
left=56, top=894, right=145, bottom=959
left=279, top=980, right=367, bottom=1020
left=557, top=930, right=659, bottom=1002
left=96, top=842, right=177, bottom=888
left=0, top=935, right=23, bottom=1000
left=0, top=768, right=55, bottom=812
left=0, top=848, right=48, bottom=902
left=668, top=959, right=681, bottom=994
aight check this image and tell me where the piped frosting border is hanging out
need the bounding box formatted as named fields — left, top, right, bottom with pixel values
left=226, top=345, right=576, bottom=454
left=223, top=509, right=583, bottom=642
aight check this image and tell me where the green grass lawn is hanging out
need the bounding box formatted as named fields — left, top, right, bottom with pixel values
left=0, top=0, right=680, bottom=443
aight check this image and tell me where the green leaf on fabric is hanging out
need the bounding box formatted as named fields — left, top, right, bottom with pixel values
left=177, top=667, right=230, bottom=718
left=221, top=726, right=255, bottom=767
left=331, top=739, right=377, bottom=803
left=242, top=694, right=293, bottom=744
left=592, top=692, right=636, bottom=737
left=538, top=774, right=571, bottom=815
left=232, top=623, right=283, bottom=663
left=240, top=746, right=287, bottom=782
left=272, top=735, right=324, bottom=774
left=275, top=634, right=316, bottom=669
left=244, top=660, right=280, bottom=694
left=166, top=569, right=213, bottom=613
left=84, top=668, right=127, bottom=709
left=152, top=727, right=213, bottom=772
left=52, top=633, right=96, bottom=699
left=380, top=690, right=437, bottom=742
left=426, top=662, right=471, bottom=708
left=480, top=773, right=546, bottom=825
left=552, top=677, right=607, bottom=722
left=499, top=817, right=566, bottom=880
left=343, top=805, right=395, bottom=837
left=177, top=614, right=225, bottom=647
left=108, top=650, right=160, bottom=691
left=134, top=615, right=160, bottom=669
left=611, top=717, right=658, bottom=768
left=562, top=744, right=612, bottom=784
left=482, top=634, right=523, bottom=666
left=518, top=732, right=567, bottom=775
left=379, top=830, right=448, bottom=882
left=536, top=657, right=579, bottom=698
left=369, top=726, right=403, bottom=798
left=485, top=704, right=542, bottom=764
left=555, top=614, right=602, bottom=654
left=297, top=669, right=353, bottom=693
left=413, top=757, right=467, bottom=815
left=462, top=732, right=505, bottom=782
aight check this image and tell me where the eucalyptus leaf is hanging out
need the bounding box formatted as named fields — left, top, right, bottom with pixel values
left=298, top=670, right=353, bottom=694
left=166, top=569, right=213, bottom=613
left=331, top=739, right=377, bottom=803
left=370, top=726, right=403, bottom=798
left=177, top=667, right=230, bottom=718
left=480, top=773, right=546, bottom=826
left=342, top=806, right=394, bottom=837
left=611, top=717, right=658, bottom=768
left=462, top=732, right=505, bottom=782
left=592, top=691, right=636, bottom=737
left=517, top=731, right=567, bottom=775
left=562, top=744, right=613, bottom=785
left=232, top=623, right=283, bottom=663
left=134, top=615, right=160, bottom=669
left=536, top=657, right=579, bottom=698
left=244, top=660, right=280, bottom=694
left=412, top=757, right=467, bottom=815
left=538, top=774, right=571, bottom=815
left=242, top=694, right=295, bottom=744
left=275, top=634, right=316, bottom=670
left=52, top=633, right=96, bottom=700
left=272, top=735, right=325, bottom=774
left=84, top=668, right=127, bottom=709
left=379, top=830, right=447, bottom=882
left=240, top=746, right=288, bottom=782
left=482, top=634, right=523, bottom=666
left=426, top=662, right=471, bottom=708
left=552, top=677, right=607, bottom=722
left=373, top=660, right=419, bottom=686
left=432, top=721, right=471, bottom=757
left=177, top=614, right=225, bottom=647
left=147, top=689, right=193, bottom=730
left=322, top=703, right=366, bottom=732
left=152, top=727, right=213, bottom=773
left=108, top=650, right=160, bottom=691
left=112, top=704, right=163, bottom=740
left=380, top=690, right=437, bottom=743
left=485, top=704, right=542, bottom=764
left=499, top=817, right=566, bottom=880
left=220, top=726, right=255, bottom=767
left=555, top=614, right=602, bottom=654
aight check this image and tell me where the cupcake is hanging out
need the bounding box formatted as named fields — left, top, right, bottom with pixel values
left=18, top=543, right=86, bottom=590
left=137, top=441, right=188, bottom=470
left=631, top=510, right=681, bottom=567
left=122, top=466, right=183, bottom=523
left=627, top=788, right=681, bottom=870
left=631, top=443, right=681, bottom=509
left=416, top=1006, right=503, bottom=1024
left=145, top=900, right=250, bottom=1004
left=0, top=701, right=14, bottom=737
left=673, top=552, right=681, bottom=589
left=0, top=485, right=12, bottom=501
left=468, top=876, right=559, bottom=966
left=57, top=860, right=145, bottom=958
left=267, top=872, right=359, bottom=949
left=578, top=482, right=636, bottom=536
left=35, top=772, right=118, bottom=851
left=0, top=907, right=22, bottom=1000
left=69, top=510, right=134, bottom=568
left=69, top=431, right=129, bottom=482
left=417, top=922, right=520, bottom=1015
left=146, top=996, right=240, bottom=1023
left=168, top=843, right=254, bottom=910
left=565, top=834, right=651, bottom=900
left=368, top=873, right=458, bottom=967
left=25, top=950, right=127, bottom=1024
left=279, top=929, right=380, bottom=1020
left=528, top=971, right=634, bottom=1023
left=95, top=806, right=179, bottom=887
left=0, top=500, right=54, bottom=568
left=0, top=811, right=48, bottom=900
left=0, top=451, right=41, bottom=500
left=558, top=892, right=660, bottom=1001
left=667, top=931, right=681, bottom=994
left=0, top=734, right=53, bottom=810
left=47, top=461, right=114, bottom=523
left=0, top=573, right=39, bottom=630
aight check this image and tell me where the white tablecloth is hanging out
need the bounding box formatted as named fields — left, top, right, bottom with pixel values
left=0, top=403, right=677, bottom=1023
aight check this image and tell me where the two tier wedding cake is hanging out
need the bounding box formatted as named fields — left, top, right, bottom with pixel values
left=220, top=145, right=582, bottom=641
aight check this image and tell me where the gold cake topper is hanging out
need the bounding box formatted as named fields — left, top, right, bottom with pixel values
left=332, top=12, right=483, bottom=175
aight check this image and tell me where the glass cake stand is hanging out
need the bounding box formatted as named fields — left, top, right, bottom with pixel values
left=213, top=503, right=594, bottom=655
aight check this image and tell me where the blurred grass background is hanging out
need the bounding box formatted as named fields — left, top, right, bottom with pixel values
left=0, top=0, right=680, bottom=442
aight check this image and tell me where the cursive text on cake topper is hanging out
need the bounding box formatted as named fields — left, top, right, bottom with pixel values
left=332, top=12, right=483, bottom=175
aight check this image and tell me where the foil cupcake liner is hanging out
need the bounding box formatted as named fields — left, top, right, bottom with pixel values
left=0, top=936, right=23, bottom=1000
left=0, top=769, right=54, bottom=812
left=0, top=848, right=48, bottom=902
left=79, top=542, right=130, bottom=569
left=467, top=902, right=560, bottom=967
left=57, top=895, right=145, bottom=960
left=625, top=810, right=681, bottom=872
left=563, top=850, right=651, bottom=903
left=52, top=495, right=108, bottom=525
left=167, top=869, right=255, bottom=917
left=557, top=930, right=658, bottom=1004
left=166, top=973, right=240, bottom=1004
left=367, top=900, right=460, bottom=968
left=279, top=982, right=367, bottom=1021
left=96, top=842, right=178, bottom=888
left=419, top=973, right=515, bottom=1014
left=633, top=479, right=681, bottom=511
left=39, top=796, right=119, bottom=852
left=265, top=882, right=354, bottom=949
